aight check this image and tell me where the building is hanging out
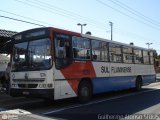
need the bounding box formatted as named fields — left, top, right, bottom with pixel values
left=0, top=29, right=17, bottom=78
left=0, top=54, right=10, bottom=78
left=0, top=29, right=17, bottom=54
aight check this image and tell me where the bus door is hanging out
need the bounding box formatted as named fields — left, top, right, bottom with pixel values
left=54, top=33, right=76, bottom=99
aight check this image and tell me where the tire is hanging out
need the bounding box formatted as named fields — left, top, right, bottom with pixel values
left=135, top=77, right=142, bottom=91
left=78, top=81, right=92, bottom=103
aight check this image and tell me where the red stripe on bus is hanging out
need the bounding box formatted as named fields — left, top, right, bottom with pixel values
left=61, top=61, right=96, bottom=94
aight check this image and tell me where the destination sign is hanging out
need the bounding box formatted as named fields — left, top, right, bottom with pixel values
left=25, top=30, right=45, bottom=38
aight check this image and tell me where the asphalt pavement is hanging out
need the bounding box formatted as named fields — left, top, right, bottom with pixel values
left=45, top=88, right=160, bottom=120
left=0, top=82, right=160, bottom=120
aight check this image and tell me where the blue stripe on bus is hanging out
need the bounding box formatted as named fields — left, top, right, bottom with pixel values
left=92, top=75, right=156, bottom=94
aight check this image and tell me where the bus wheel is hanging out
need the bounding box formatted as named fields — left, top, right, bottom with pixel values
left=78, top=81, right=92, bottom=103
left=135, top=77, right=142, bottom=91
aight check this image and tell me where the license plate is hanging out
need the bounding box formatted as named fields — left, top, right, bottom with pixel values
left=22, top=91, right=29, bottom=95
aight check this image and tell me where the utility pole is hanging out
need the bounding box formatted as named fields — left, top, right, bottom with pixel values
left=146, top=43, right=152, bottom=49
left=77, top=23, right=87, bottom=34
left=109, top=21, right=113, bottom=41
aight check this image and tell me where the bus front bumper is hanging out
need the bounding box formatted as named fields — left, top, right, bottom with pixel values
left=10, top=88, right=54, bottom=99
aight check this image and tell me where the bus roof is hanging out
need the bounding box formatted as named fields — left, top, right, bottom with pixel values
left=49, top=27, right=152, bottom=51
left=82, top=33, right=151, bottom=51
left=14, top=27, right=153, bottom=52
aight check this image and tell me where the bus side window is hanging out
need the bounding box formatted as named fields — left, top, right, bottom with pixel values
left=55, top=33, right=72, bottom=69
left=91, top=40, right=101, bottom=61
left=122, top=46, right=133, bottom=63
left=134, top=49, right=143, bottom=64
left=149, top=52, right=154, bottom=64
left=109, top=44, right=122, bottom=62
left=55, top=39, right=64, bottom=58
left=56, top=39, right=71, bottom=59
left=143, top=50, right=149, bottom=64
left=72, top=36, right=91, bottom=60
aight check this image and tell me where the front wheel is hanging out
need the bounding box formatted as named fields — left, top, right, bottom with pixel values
left=78, top=81, right=92, bottom=103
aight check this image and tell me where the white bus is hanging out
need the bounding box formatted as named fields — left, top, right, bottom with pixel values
left=10, top=27, right=156, bottom=102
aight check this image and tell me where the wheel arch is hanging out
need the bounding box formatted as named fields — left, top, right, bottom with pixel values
left=78, top=77, right=93, bottom=92
left=77, top=77, right=93, bottom=93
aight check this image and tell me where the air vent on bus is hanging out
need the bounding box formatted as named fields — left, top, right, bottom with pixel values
left=13, top=79, right=45, bottom=82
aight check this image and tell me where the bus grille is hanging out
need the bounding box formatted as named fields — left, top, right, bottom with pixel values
left=18, top=84, right=38, bottom=88
left=13, top=79, right=45, bottom=82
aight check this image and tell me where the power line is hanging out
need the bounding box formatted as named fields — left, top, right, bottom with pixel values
left=0, top=14, right=155, bottom=45
left=114, top=0, right=160, bottom=26
left=27, top=0, right=105, bottom=27
left=1, top=0, right=158, bottom=51
left=17, top=0, right=158, bottom=44
left=14, top=0, right=160, bottom=41
left=0, top=9, right=55, bottom=27
left=0, top=9, right=156, bottom=43
left=114, top=27, right=152, bottom=42
left=1, top=14, right=159, bottom=52
left=109, top=0, right=160, bottom=27
left=96, top=0, right=160, bottom=31
left=0, top=15, right=45, bottom=27
left=13, top=0, right=107, bottom=30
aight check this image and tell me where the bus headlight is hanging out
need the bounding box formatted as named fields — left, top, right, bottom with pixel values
left=40, top=73, right=46, bottom=77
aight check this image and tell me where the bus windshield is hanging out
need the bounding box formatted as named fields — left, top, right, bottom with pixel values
left=12, top=38, right=52, bottom=71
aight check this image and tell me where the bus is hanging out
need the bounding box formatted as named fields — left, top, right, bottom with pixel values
left=10, top=27, right=156, bottom=102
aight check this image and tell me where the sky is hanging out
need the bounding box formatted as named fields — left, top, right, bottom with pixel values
left=0, top=0, right=160, bottom=53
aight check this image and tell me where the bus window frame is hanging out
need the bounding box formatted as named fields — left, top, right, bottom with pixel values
left=54, top=32, right=73, bottom=69
left=91, top=40, right=109, bottom=62
left=149, top=51, right=154, bottom=65
left=109, top=43, right=123, bottom=63
left=143, top=50, right=150, bottom=65
left=72, top=36, right=91, bottom=61
left=91, top=39, right=102, bottom=61
left=133, top=49, right=143, bottom=64
left=122, top=46, right=134, bottom=64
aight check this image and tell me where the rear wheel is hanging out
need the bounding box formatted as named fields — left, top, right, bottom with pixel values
left=135, top=77, right=142, bottom=91
left=78, top=81, right=92, bottom=103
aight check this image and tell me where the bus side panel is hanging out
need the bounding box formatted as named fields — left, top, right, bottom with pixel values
left=54, top=61, right=96, bottom=100
left=54, top=69, right=77, bottom=100
left=92, top=62, right=136, bottom=94
left=92, top=76, right=136, bottom=94
left=149, top=64, right=156, bottom=83
left=134, top=64, right=156, bottom=85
